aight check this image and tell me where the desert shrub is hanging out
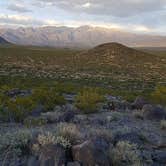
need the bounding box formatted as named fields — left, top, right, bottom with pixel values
left=0, top=85, right=11, bottom=93
left=151, top=86, right=166, bottom=105
left=113, top=126, right=132, bottom=136
left=111, top=141, right=141, bottom=166
left=160, top=120, right=166, bottom=130
left=53, top=82, right=78, bottom=94
left=107, top=112, right=123, bottom=122
left=0, top=130, right=32, bottom=157
left=75, top=87, right=105, bottom=113
left=37, top=132, right=71, bottom=148
left=24, top=117, right=47, bottom=127
left=2, top=96, right=35, bottom=122
left=88, top=127, right=112, bottom=141
left=56, top=123, right=82, bottom=144
left=32, top=132, right=71, bottom=154
left=132, top=111, right=144, bottom=120
left=32, top=87, right=66, bottom=111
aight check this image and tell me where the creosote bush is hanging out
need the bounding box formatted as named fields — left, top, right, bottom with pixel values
left=151, top=86, right=166, bottom=105
left=32, top=132, right=71, bottom=155
left=1, top=96, right=35, bottom=122
left=132, top=111, right=144, bottom=120
left=24, top=117, right=47, bottom=127
left=111, top=141, right=141, bottom=166
left=0, top=130, right=32, bottom=157
left=56, top=123, right=82, bottom=144
left=160, top=120, right=166, bottom=130
left=32, top=87, right=66, bottom=111
left=75, top=87, right=105, bottom=113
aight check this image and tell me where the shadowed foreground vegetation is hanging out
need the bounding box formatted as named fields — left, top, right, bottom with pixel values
left=0, top=45, right=165, bottom=166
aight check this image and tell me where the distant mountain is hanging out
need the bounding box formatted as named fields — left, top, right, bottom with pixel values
left=0, top=26, right=166, bottom=48
left=0, top=36, right=10, bottom=44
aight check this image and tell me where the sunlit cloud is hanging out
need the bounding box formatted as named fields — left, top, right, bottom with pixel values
left=0, top=0, right=166, bottom=35
left=82, top=2, right=91, bottom=8
left=7, top=3, right=32, bottom=13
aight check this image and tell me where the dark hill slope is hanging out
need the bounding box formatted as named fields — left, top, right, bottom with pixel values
left=0, top=36, right=10, bottom=44
left=74, top=43, right=166, bottom=81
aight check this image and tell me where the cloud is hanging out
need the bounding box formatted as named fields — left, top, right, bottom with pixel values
left=82, top=2, right=91, bottom=8
left=1, top=0, right=166, bottom=35
left=0, top=14, right=43, bottom=26
left=7, top=3, right=32, bottom=13
left=35, top=0, right=166, bottom=17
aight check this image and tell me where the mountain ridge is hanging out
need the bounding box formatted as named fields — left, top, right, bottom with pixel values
left=0, top=26, right=166, bottom=48
left=0, top=36, right=10, bottom=44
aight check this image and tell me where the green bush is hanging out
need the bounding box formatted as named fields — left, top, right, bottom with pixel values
left=32, top=132, right=71, bottom=155
left=4, top=96, right=35, bottom=122
left=32, top=87, right=66, bottom=111
left=151, top=86, right=166, bottom=105
left=56, top=123, right=82, bottom=144
left=75, top=87, right=105, bottom=113
left=111, top=141, right=141, bottom=166
left=24, top=117, right=47, bottom=127
left=160, top=120, right=166, bottom=130
left=0, top=130, right=32, bottom=157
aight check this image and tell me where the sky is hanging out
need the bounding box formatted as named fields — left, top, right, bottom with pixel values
left=0, top=0, right=166, bottom=35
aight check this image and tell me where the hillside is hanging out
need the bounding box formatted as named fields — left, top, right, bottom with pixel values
left=1, top=26, right=166, bottom=48
left=74, top=43, right=166, bottom=82
left=0, top=45, right=166, bottom=166
left=0, top=36, right=10, bottom=44
left=0, top=43, right=165, bottom=92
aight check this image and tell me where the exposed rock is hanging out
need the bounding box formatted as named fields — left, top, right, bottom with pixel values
left=72, top=137, right=110, bottom=166
left=152, top=151, right=166, bottom=164
left=39, top=144, right=66, bottom=166
left=142, top=104, right=166, bottom=120
left=42, top=110, right=75, bottom=123
left=27, top=156, right=40, bottom=166
left=2, top=26, right=166, bottom=48
left=58, top=110, right=75, bottom=123
left=67, top=161, right=81, bottom=166
left=5, top=88, right=31, bottom=98
left=131, top=96, right=149, bottom=109
left=63, top=93, right=76, bottom=103
left=113, top=131, right=144, bottom=146
left=31, top=105, right=45, bottom=117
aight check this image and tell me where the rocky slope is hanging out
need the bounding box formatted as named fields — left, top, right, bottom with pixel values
left=0, top=91, right=166, bottom=166
left=0, top=26, right=166, bottom=48
left=0, top=36, right=10, bottom=44
left=74, top=42, right=166, bottom=81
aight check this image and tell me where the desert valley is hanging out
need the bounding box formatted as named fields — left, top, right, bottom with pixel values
left=0, top=0, right=166, bottom=166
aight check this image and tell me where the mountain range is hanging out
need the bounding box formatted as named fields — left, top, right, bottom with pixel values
left=0, top=36, right=10, bottom=44
left=0, top=26, right=166, bottom=48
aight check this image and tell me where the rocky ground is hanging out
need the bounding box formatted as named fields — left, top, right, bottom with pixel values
left=0, top=92, right=166, bottom=166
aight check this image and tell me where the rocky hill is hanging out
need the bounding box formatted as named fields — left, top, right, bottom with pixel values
left=0, top=36, right=10, bottom=44
left=1, top=26, right=166, bottom=48
left=74, top=42, right=166, bottom=82
left=0, top=43, right=165, bottom=91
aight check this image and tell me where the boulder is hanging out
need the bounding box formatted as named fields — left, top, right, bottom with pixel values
left=67, top=161, right=81, bottom=166
left=63, top=93, right=76, bottom=103
left=58, top=110, right=75, bottom=123
left=142, top=104, right=166, bottom=120
left=42, top=110, right=75, bottom=123
left=131, top=96, right=149, bottom=109
left=72, top=137, right=110, bottom=166
left=152, top=151, right=166, bottom=164
left=39, top=144, right=66, bottom=166
left=113, top=131, right=144, bottom=146
left=27, top=156, right=40, bottom=166
left=5, top=88, right=31, bottom=98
